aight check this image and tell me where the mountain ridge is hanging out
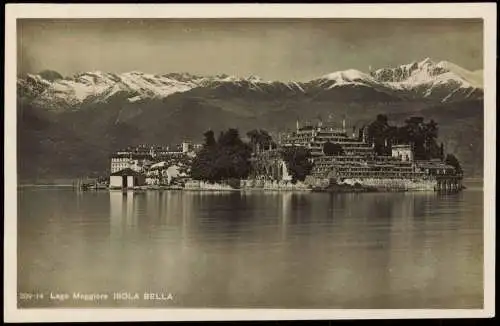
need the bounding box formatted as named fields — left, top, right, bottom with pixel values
left=18, top=58, right=483, bottom=111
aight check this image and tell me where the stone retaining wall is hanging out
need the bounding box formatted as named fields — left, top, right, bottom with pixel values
left=341, top=178, right=437, bottom=191
left=240, top=179, right=311, bottom=191
left=184, top=180, right=235, bottom=191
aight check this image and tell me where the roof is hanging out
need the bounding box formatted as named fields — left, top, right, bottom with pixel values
left=417, top=163, right=455, bottom=170
left=298, top=126, right=315, bottom=131
left=110, top=168, right=144, bottom=177
left=111, top=153, right=152, bottom=159
left=150, top=161, right=168, bottom=169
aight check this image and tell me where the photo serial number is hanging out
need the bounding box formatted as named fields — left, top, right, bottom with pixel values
left=18, top=291, right=175, bottom=302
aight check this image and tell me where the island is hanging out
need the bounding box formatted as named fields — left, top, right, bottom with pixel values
left=78, top=114, right=464, bottom=193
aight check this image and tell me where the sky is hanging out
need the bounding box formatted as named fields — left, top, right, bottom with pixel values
left=17, top=18, right=483, bottom=81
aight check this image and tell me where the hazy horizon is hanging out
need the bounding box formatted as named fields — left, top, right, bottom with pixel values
left=18, top=18, right=483, bottom=81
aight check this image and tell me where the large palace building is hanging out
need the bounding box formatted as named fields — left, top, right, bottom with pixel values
left=279, top=120, right=373, bottom=157
left=276, top=119, right=463, bottom=191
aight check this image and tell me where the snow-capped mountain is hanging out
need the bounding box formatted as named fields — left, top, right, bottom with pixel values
left=18, top=71, right=224, bottom=109
left=309, top=69, right=383, bottom=90
left=18, top=58, right=483, bottom=112
left=17, top=70, right=308, bottom=111
left=369, top=58, right=483, bottom=102
left=300, top=58, right=482, bottom=103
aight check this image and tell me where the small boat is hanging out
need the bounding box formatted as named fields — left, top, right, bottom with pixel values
left=80, top=183, right=91, bottom=191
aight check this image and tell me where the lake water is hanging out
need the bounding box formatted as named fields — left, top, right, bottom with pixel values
left=17, top=182, right=483, bottom=309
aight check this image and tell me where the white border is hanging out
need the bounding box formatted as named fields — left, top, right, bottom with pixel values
left=4, top=3, right=496, bottom=322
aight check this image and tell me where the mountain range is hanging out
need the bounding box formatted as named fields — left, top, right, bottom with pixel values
left=17, top=58, right=484, bottom=181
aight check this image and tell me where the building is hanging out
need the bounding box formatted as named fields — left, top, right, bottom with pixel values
left=180, top=141, right=204, bottom=158
left=392, top=144, right=413, bottom=162
left=277, top=119, right=463, bottom=191
left=110, top=142, right=202, bottom=175
left=145, top=161, right=168, bottom=185
left=109, top=168, right=146, bottom=189
left=249, top=148, right=292, bottom=181
left=165, top=165, right=181, bottom=184
left=145, top=162, right=183, bottom=185
left=280, top=120, right=372, bottom=157
left=110, top=153, right=153, bottom=174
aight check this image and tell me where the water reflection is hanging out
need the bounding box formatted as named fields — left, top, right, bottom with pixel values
left=109, top=191, right=139, bottom=237
left=18, top=188, right=483, bottom=308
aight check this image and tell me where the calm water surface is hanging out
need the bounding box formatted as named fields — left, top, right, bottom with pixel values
left=18, top=183, right=483, bottom=308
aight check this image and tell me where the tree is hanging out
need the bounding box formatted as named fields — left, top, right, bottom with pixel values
left=203, top=130, right=216, bottom=148
left=419, top=119, right=439, bottom=159
left=190, top=145, right=217, bottom=181
left=280, top=146, right=313, bottom=183
left=368, top=115, right=442, bottom=160
left=445, top=154, right=463, bottom=174
left=247, top=129, right=275, bottom=151
left=400, top=116, right=427, bottom=159
left=218, top=128, right=243, bottom=147
left=367, top=114, right=392, bottom=155
left=191, top=128, right=252, bottom=182
left=323, top=141, right=344, bottom=156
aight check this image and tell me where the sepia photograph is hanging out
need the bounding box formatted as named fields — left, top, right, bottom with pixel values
left=4, top=3, right=496, bottom=322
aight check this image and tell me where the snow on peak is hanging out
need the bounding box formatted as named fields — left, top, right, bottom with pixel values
left=26, top=73, right=51, bottom=85
left=418, top=57, right=433, bottom=65
left=246, top=75, right=263, bottom=83
left=318, top=69, right=378, bottom=88
left=20, top=70, right=278, bottom=107
left=435, top=60, right=483, bottom=88
left=21, top=70, right=203, bottom=106
left=126, top=71, right=147, bottom=76
left=367, top=58, right=483, bottom=102
left=219, top=75, right=239, bottom=82
left=88, top=70, right=106, bottom=76
left=19, top=59, right=483, bottom=110
left=127, top=95, right=143, bottom=103
left=371, top=58, right=482, bottom=88
left=322, top=69, right=372, bottom=81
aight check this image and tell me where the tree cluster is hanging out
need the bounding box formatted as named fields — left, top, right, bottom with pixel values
left=366, top=114, right=443, bottom=160
left=191, top=127, right=315, bottom=183
left=190, top=129, right=252, bottom=182
left=445, top=154, right=463, bottom=174
left=280, top=146, right=313, bottom=183
left=246, top=129, right=276, bottom=151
